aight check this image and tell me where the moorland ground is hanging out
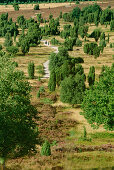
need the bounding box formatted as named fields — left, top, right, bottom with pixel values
left=0, top=1, right=114, bottom=169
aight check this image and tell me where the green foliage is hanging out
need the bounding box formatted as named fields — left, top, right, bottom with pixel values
left=37, top=91, right=40, bottom=98
left=84, top=42, right=100, bottom=58
left=59, top=11, right=62, bottom=19
left=79, top=26, right=89, bottom=39
left=12, top=61, right=18, bottom=67
left=13, top=3, right=19, bottom=11
left=48, top=70, right=56, bottom=92
left=110, top=20, right=114, bottom=31
left=20, top=38, right=30, bottom=55
left=64, top=38, right=74, bottom=51
left=28, top=62, right=35, bottom=79
left=79, top=126, right=91, bottom=142
left=91, top=132, right=114, bottom=139
left=110, top=43, right=114, bottom=48
left=41, top=140, right=51, bottom=156
left=100, top=8, right=113, bottom=25
left=49, top=13, right=53, bottom=20
left=0, top=44, right=2, bottom=51
left=51, top=38, right=59, bottom=45
left=0, top=52, right=38, bottom=161
left=90, top=29, right=101, bottom=42
left=40, top=98, right=53, bottom=105
left=76, top=38, right=82, bottom=47
left=34, top=4, right=39, bottom=10
left=99, top=39, right=106, bottom=53
left=42, top=18, right=59, bottom=36
left=6, top=46, right=19, bottom=56
left=78, top=25, right=89, bottom=38
left=107, top=33, right=109, bottom=43
left=37, top=86, right=45, bottom=98
left=17, top=15, right=26, bottom=29
left=4, top=32, right=13, bottom=47
left=100, top=32, right=105, bottom=41
left=88, top=66, right=95, bottom=87
left=81, top=64, right=114, bottom=130
left=83, top=126, right=87, bottom=139
left=37, top=13, right=43, bottom=23
left=93, top=46, right=100, bottom=58
left=37, top=65, right=44, bottom=75
left=60, top=70, right=86, bottom=105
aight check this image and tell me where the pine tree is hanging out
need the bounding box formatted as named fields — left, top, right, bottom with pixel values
left=28, top=62, right=35, bottom=79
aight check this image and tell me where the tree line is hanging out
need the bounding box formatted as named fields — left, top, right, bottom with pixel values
left=0, top=0, right=96, bottom=5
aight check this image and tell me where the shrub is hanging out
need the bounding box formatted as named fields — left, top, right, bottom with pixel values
left=37, top=65, right=44, bottom=75
left=6, top=46, right=19, bottom=55
left=75, top=1, right=79, bottom=4
left=76, top=38, right=82, bottom=47
left=37, top=91, right=40, bottom=98
left=34, top=4, right=39, bottom=10
left=28, top=62, right=35, bottom=79
left=13, top=3, right=19, bottom=11
left=41, top=140, right=51, bottom=156
left=12, top=61, right=18, bottom=67
left=110, top=43, right=114, bottom=48
left=59, top=11, right=62, bottom=19
left=75, top=57, right=84, bottom=63
left=51, top=38, right=59, bottom=45
left=40, top=98, right=53, bottom=105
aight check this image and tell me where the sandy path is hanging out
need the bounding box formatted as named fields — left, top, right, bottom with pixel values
left=41, top=40, right=58, bottom=78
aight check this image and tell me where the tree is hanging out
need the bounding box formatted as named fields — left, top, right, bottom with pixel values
left=48, top=70, right=56, bottom=92
left=72, top=6, right=81, bottom=19
left=64, top=38, right=74, bottom=51
left=20, top=38, right=30, bottom=55
left=60, top=73, right=85, bottom=105
left=100, top=32, right=105, bottom=41
left=110, top=20, right=114, bottom=31
left=99, top=39, right=106, bottom=53
left=4, top=32, right=13, bottom=47
left=81, top=64, right=114, bottom=130
left=17, top=15, right=26, bottom=29
left=90, top=29, right=101, bottom=42
left=0, top=52, right=38, bottom=168
left=28, top=62, right=35, bottom=79
left=93, top=46, right=100, bottom=58
left=88, top=66, right=95, bottom=87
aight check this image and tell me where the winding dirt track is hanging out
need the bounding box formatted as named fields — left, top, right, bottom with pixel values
left=41, top=40, right=58, bottom=78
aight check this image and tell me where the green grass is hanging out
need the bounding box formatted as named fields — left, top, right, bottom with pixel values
left=64, top=152, right=114, bottom=170
left=90, top=132, right=114, bottom=139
